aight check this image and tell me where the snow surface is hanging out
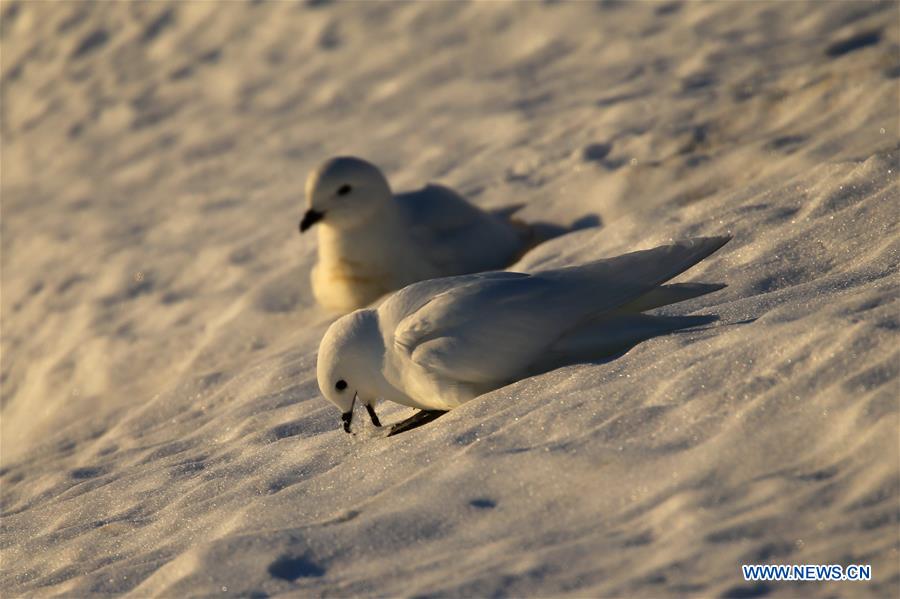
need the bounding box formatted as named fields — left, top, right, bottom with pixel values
left=1, top=1, right=898, bottom=597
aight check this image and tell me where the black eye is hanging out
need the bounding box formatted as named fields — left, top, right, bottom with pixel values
left=336, top=184, right=352, bottom=196
left=335, top=380, right=348, bottom=391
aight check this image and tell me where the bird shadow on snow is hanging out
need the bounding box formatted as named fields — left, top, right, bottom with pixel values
left=385, top=313, right=754, bottom=438
left=529, top=314, right=754, bottom=376
left=267, top=555, right=326, bottom=582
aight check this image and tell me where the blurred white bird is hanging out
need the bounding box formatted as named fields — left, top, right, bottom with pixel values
left=316, top=236, right=730, bottom=435
left=299, top=156, right=577, bottom=313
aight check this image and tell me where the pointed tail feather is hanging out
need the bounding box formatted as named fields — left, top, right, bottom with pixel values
left=619, top=282, right=727, bottom=313
left=510, top=220, right=572, bottom=261
left=490, top=203, right=527, bottom=220
left=537, top=236, right=731, bottom=319
left=510, top=215, right=603, bottom=261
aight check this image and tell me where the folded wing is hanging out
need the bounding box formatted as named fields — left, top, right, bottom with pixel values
left=396, top=185, right=524, bottom=274
left=392, top=237, right=730, bottom=386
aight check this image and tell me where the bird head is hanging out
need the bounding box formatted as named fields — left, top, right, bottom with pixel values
left=300, top=156, right=392, bottom=233
left=316, top=309, right=385, bottom=432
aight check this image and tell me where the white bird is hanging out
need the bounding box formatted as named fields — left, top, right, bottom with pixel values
left=316, top=236, right=730, bottom=435
left=299, top=156, right=573, bottom=313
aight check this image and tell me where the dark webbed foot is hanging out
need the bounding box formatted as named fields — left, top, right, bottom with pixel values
left=365, top=403, right=382, bottom=428
left=387, top=410, right=448, bottom=437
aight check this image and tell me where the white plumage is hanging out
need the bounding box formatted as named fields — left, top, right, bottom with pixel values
left=300, top=156, right=564, bottom=313
left=316, top=237, right=730, bottom=431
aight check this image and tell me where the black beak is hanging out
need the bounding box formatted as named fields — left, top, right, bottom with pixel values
left=299, top=209, right=324, bottom=233
left=341, top=411, right=352, bottom=433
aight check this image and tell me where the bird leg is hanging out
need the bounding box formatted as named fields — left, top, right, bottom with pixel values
left=365, top=403, right=382, bottom=428
left=387, top=410, right=448, bottom=437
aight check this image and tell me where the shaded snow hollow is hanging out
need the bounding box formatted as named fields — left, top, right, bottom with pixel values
left=1, top=1, right=898, bottom=597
